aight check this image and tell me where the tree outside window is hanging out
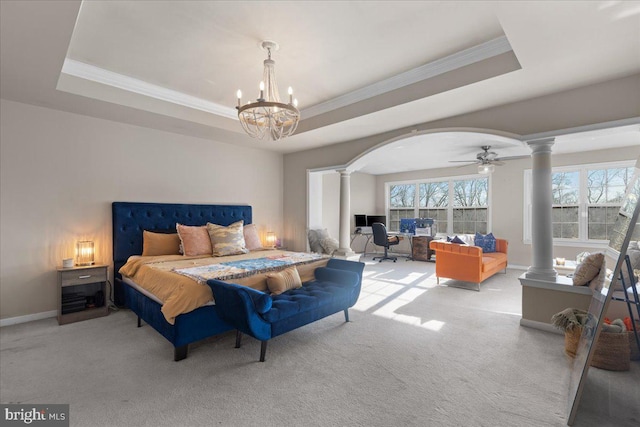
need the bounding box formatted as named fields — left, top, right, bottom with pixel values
left=387, top=176, right=490, bottom=234
left=452, top=178, right=488, bottom=234
left=587, top=167, right=634, bottom=240
left=389, top=184, right=415, bottom=232
left=419, top=182, right=448, bottom=234
left=524, top=161, right=637, bottom=244
left=552, top=171, right=579, bottom=239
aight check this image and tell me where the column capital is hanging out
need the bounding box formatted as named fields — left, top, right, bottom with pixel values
left=526, top=137, right=555, bottom=154
left=336, top=168, right=351, bottom=176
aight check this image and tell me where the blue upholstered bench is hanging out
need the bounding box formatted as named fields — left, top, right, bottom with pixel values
left=206, top=258, right=365, bottom=362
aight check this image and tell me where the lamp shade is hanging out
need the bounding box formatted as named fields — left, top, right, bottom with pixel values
left=265, top=232, right=277, bottom=248
left=76, top=241, right=95, bottom=266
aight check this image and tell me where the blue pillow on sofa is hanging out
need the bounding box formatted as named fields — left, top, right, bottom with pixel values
left=447, top=235, right=466, bottom=244
left=474, top=232, right=496, bottom=253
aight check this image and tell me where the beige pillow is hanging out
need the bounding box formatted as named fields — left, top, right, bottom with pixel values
left=243, top=223, right=263, bottom=251
left=266, top=267, right=302, bottom=295
left=319, top=237, right=339, bottom=255
left=142, top=231, right=181, bottom=256
left=207, top=220, right=249, bottom=257
left=573, top=252, right=604, bottom=286
left=176, top=224, right=212, bottom=256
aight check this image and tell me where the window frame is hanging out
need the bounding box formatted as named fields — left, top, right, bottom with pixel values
left=523, top=160, right=635, bottom=247
left=386, top=173, right=491, bottom=235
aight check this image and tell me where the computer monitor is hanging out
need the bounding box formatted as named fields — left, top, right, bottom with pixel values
left=354, top=214, right=367, bottom=227
left=366, top=215, right=386, bottom=227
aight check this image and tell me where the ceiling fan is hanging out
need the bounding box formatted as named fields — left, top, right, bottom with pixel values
left=450, top=145, right=529, bottom=174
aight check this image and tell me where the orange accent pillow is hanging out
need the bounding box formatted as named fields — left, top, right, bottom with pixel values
left=176, top=224, right=212, bottom=256
left=142, top=231, right=181, bottom=256
left=265, top=267, right=302, bottom=295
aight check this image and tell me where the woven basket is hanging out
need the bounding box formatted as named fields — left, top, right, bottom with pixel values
left=564, top=327, right=630, bottom=371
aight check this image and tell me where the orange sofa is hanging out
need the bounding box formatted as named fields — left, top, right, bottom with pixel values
left=429, top=238, right=508, bottom=291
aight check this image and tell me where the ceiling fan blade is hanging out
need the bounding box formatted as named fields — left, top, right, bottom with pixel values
left=449, top=160, right=478, bottom=163
left=492, top=160, right=505, bottom=166
left=455, top=163, right=476, bottom=168
left=495, top=155, right=530, bottom=161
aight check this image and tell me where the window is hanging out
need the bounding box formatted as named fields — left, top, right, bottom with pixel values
left=419, top=181, right=449, bottom=232
left=386, top=175, right=489, bottom=234
left=524, top=161, right=636, bottom=245
left=389, top=184, right=415, bottom=232
left=552, top=171, right=579, bottom=239
left=452, top=178, right=488, bottom=234
left=586, top=166, right=634, bottom=240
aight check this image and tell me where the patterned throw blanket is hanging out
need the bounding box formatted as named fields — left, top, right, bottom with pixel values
left=173, top=252, right=325, bottom=284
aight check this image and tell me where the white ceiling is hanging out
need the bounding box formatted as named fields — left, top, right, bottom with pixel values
left=1, top=1, right=639, bottom=167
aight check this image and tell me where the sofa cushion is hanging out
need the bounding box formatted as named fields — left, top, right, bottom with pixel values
left=262, top=280, right=355, bottom=324
left=481, top=252, right=507, bottom=271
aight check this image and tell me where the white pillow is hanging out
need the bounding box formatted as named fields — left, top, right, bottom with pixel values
left=308, top=229, right=329, bottom=253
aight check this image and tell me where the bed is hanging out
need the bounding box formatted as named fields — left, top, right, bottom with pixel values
left=113, top=202, right=330, bottom=361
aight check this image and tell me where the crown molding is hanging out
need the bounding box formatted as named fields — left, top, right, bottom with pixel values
left=301, top=35, right=514, bottom=119
left=61, top=36, right=513, bottom=124
left=61, top=59, right=238, bottom=119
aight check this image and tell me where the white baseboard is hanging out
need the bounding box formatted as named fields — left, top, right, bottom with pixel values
left=0, top=310, right=57, bottom=327
left=507, top=264, right=529, bottom=271
left=519, top=318, right=563, bottom=335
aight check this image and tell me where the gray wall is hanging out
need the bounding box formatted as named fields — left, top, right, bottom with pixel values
left=0, top=99, right=283, bottom=320
left=284, top=73, right=640, bottom=253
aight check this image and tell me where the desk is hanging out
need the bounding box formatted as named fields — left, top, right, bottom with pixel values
left=351, top=232, right=421, bottom=259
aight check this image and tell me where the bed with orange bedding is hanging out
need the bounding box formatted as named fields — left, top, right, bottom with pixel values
left=119, top=250, right=328, bottom=325
left=112, top=202, right=328, bottom=361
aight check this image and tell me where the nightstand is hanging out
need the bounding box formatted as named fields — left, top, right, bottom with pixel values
left=57, top=264, right=109, bottom=325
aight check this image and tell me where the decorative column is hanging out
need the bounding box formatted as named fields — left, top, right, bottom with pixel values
left=525, top=138, right=558, bottom=281
left=335, top=169, right=355, bottom=257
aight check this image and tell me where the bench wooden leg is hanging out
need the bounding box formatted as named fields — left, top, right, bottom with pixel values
left=260, top=341, right=268, bottom=362
left=344, top=309, right=350, bottom=322
left=174, top=345, right=188, bottom=361
left=235, top=330, right=242, bottom=348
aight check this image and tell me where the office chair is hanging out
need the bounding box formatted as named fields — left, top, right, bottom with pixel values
left=372, top=223, right=400, bottom=262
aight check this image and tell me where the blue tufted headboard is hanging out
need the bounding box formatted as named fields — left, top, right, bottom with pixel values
left=112, top=201, right=252, bottom=281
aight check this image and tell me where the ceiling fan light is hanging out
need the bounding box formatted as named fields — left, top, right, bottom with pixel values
left=478, top=163, right=495, bottom=174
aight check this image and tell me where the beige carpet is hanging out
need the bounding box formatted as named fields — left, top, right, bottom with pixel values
left=1, top=259, right=638, bottom=426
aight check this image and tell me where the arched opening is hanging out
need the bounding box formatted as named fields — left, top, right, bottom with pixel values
left=307, top=128, right=525, bottom=253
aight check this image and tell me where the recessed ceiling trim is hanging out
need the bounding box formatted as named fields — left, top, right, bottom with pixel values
left=61, top=59, right=238, bottom=119
left=521, top=117, right=640, bottom=142
left=301, top=35, right=514, bottom=119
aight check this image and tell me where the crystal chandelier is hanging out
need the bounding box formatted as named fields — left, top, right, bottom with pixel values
left=236, top=41, right=300, bottom=141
